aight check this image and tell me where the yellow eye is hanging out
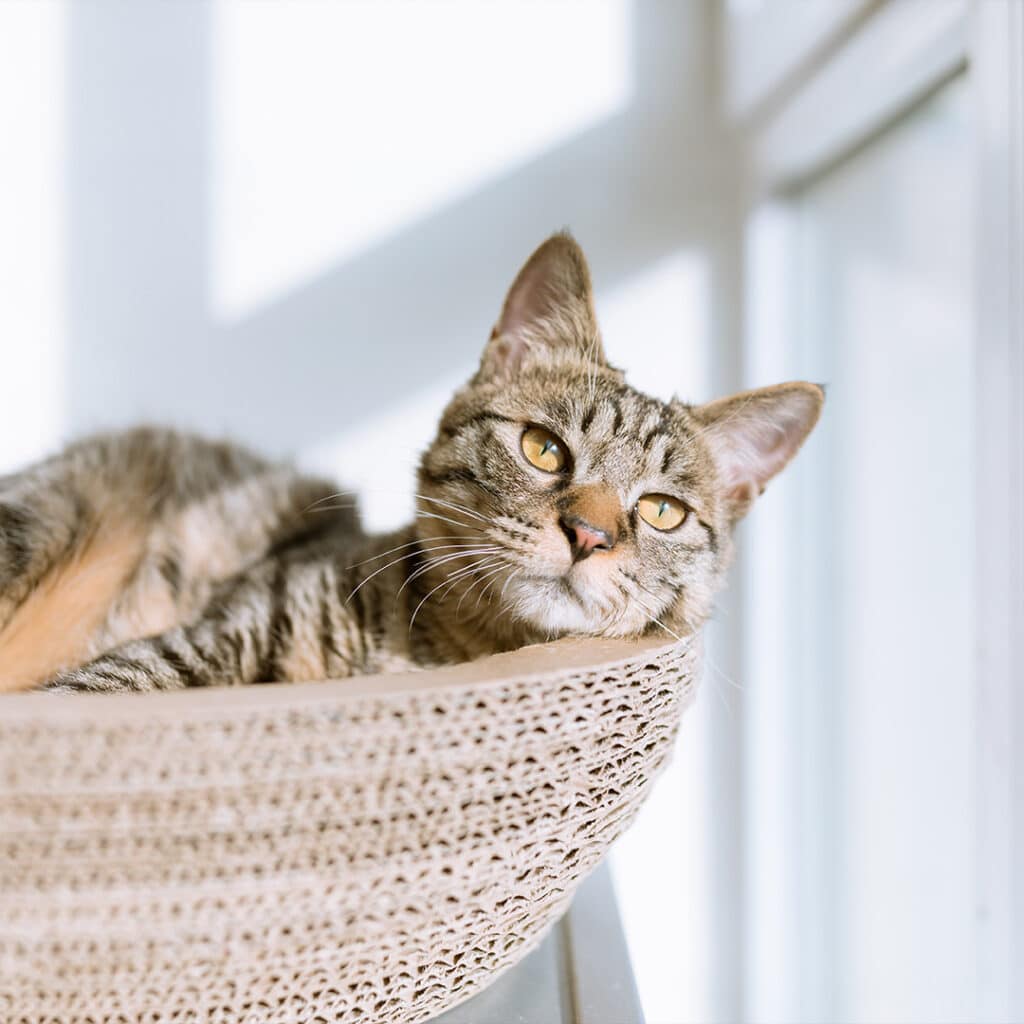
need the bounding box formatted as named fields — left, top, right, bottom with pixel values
left=637, top=494, right=687, bottom=531
left=521, top=426, right=568, bottom=473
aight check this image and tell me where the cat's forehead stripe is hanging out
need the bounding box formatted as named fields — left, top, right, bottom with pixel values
left=581, top=392, right=685, bottom=465
left=442, top=378, right=708, bottom=498
left=610, top=397, right=624, bottom=435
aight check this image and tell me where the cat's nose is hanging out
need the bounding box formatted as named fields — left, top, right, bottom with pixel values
left=559, top=515, right=616, bottom=562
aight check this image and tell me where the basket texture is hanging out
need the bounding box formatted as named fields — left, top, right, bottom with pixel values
left=1, top=635, right=698, bottom=1024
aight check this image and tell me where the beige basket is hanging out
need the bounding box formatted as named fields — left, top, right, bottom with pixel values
left=0, top=635, right=699, bottom=1024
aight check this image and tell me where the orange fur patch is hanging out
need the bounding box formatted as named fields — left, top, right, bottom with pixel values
left=566, top=483, right=622, bottom=537
left=0, top=526, right=145, bottom=693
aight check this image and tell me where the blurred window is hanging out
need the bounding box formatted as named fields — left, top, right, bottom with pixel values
left=744, top=77, right=974, bottom=1022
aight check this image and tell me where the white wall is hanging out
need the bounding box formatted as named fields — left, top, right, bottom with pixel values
left=0, top=4, right=737, bottom=1023
left=21, top=0, right=728, bottom=459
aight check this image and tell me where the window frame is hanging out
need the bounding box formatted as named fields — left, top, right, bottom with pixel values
left=724, top=0, right=1022, bottom=1018
left=971, top=3, right=1024, bottom=1019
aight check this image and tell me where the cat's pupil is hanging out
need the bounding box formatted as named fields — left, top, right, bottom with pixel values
left=541, top=440, right=554, bottom=455
left=658, top=501, right=668, bottom=518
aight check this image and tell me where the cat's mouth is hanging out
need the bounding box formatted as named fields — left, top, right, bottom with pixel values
left=513, top=560, right=615, bottom=605
left=512, top=562, right=590, bottom=591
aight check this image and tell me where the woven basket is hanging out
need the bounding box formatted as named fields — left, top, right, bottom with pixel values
left=1, top=634, right=699, bottom=1024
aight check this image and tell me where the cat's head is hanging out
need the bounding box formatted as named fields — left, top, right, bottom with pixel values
left=416, top=233, right=822, bottom=642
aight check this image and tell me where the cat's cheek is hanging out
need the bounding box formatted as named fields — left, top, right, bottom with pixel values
left=524, top=527, right=575, bottom=576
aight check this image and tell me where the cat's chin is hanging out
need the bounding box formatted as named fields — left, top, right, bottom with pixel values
left=502, top=573, right=640, bottom=639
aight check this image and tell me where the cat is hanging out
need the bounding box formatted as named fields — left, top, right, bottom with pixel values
left=0, top=233, right=823, bottom=694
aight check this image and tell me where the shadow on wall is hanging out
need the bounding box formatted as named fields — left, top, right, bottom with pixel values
left=66, top=0, right=733, bottom=456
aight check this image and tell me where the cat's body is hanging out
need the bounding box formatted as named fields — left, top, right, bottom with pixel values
left=0, top=428, right=411, bottom=692
left=0, top=234, right=823, bottom=693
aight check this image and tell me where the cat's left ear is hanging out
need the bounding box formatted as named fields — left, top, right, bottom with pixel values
left=692, top=382, right=825, bottom=521
left=477, top=232, right=607, bottom=381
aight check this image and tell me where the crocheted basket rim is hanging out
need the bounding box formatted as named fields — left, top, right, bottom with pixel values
left=1, top=634, right=699, bottom=1024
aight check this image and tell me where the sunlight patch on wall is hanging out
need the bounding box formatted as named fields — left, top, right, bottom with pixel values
left=211, top=0, right=630, bottom=322
left=596, top=251, right=709, bottom=405
left=0, top=0, right=66, bottom=472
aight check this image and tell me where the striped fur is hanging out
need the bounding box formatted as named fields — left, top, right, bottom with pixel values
left=0, top=234, right=823, bottom=693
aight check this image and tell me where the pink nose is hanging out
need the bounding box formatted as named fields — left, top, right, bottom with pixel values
left=559, top=515, right=616, bottom=562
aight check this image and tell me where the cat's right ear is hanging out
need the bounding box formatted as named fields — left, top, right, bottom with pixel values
left=476, top=233, right=607, bottom=381
left=692, top=381, right=825, bottom=521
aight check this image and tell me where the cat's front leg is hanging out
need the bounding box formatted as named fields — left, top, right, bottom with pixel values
left=38, top=570, right=274, bottom=692
left=39, top=556, right=366, bottom=692
left=39, top=628, right=241, bottom=693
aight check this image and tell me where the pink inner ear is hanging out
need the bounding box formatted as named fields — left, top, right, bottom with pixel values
left=498, top=274, right=556, bottom=342
left=485, top=329, right=534, bottom=377
left=478, top=233, right=601, bottom=381
left=491, top=269, right=558, bottom=376
left=710, top=429, right=772, bottom=508
left=496, top=242, right=585, bottom=352
left=699, top=386, right=824, bottom=512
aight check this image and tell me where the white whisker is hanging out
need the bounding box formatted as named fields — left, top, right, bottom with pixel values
left=499, top=568, right=521, bottom=605
left=307, top=502, right=360, bottom=514
left=408, top=556, right=504, bottom=632
left=703, top=652, right=744, bottom=693
left=345, top=551, right=423, bottom=604
left=472, top=562, right=510, bottom=612
left=399, top=546, right=502, bottom=594
left=412, top=493, right=490, bottom=524
left=347, top=544, right=493, bottom=604
left=301, top=490, right=355, bottom=515
left=618, top=576, right=687, bottom=644
left=415, top=509, right=487, bottom=533
left=346, top=536, right=480, bottom=569
left=455, top=560, right=509, bottom=616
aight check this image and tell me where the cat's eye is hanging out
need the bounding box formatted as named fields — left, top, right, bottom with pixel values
left=521, top=427, right=568, bottom=473
left=637, top=494, right=687, bottom=531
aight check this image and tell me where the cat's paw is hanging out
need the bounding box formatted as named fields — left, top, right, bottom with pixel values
left=37, top=669, right=99, bottom=693
left=37, top=678, right=78, bottom=694
left=39, top=642, right=196, bottom=693
left=37, top=664, right=133, bottom=694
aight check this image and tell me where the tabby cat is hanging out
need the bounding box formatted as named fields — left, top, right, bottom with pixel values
left=0, top=233, right=822, bottom=694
